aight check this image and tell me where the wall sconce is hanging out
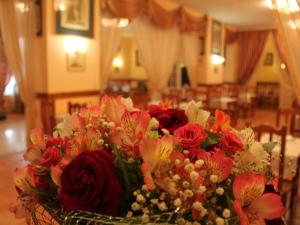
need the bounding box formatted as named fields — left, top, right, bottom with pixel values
left=54, top=0, right=66, bottom=11
left=63, top=36, right=87, bottom=54
left=112, top=56, right=123, bottom=71
left=211, top=54, right=225, bottom=65
left=280, top=63, right=286, bottom=70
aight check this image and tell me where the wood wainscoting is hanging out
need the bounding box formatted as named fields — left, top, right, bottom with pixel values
left=36, top=90, right=100, bottom=134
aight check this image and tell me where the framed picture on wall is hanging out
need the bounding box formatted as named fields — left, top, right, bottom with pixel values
left=35, top=0, right=42, bottom=36
left=264, top=52, right=274, bottom=66
left=67, top=52, right=86, bottom=71
left=211, top=20, right=222, bottom=55
left=135, top=50, right=142, bottom=66
left=56, top=0, right=94, bottom=37
left=199, top=36, right=205, bottom=55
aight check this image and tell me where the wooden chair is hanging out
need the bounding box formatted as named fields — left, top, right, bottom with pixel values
left=68, top=102, right=87, bottom=114
left=289, top=154, right=300, bottom=224
left=163, top=89, right=182, bottom=105
left=276, top=109, right=300, bottom=137
left=249, top=124, right=299, bottom=221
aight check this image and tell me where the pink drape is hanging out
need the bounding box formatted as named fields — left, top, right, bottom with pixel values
left=0, top=55, right=11, bottom=109
left=272, top=30, right=289, bottom=73
left=237, top=30, right=269, bottom=84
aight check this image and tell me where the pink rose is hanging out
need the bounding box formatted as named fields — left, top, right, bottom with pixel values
left=39, top=146, right=61, bottom=167
left=221, top=131, right=243, bottom=154
left=174, top=123, right=207, bottom=149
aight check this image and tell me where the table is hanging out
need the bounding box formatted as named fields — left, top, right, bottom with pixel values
left=220, top=96, right=237, bottom=109
left=262, top=135, right=300, bottom=178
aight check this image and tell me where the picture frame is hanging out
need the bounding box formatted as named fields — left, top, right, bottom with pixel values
left=66, top=52, right=86, bottom=72
left=56, top=0, right=94, bottom=37
left=211, top=20, right=222, bottom=55
left=264, top=52, right=274, bottom=66
left=135, top=50, right=142, bottom=66
left=199, top=36, right=205, bottom=55
left=35, top=0, right=42, bottom=36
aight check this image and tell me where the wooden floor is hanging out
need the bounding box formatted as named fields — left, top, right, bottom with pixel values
left=0, top=110, right=299, bottom=224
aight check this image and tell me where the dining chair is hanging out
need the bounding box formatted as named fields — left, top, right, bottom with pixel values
left=68, top=102, right=87, bottom=114
left=276, top=109, right=300, bottom=137
left=250, top=124, right=287, bottom=188
left=288, top=154, right=300, bottom=224
left=249, top=124, right=298, bottom=221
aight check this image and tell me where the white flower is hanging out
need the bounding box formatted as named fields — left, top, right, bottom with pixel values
left=192, top=201, right=203, bottom=210
left=158, top=202, right=168, bottom=211
left=148, top=117, right=159, bottom=130
left=216, top=187, right=224, bottom=195
left=174, top=198, right=182, bottom=207
left=136, top=194, right=146, bottom=203
left=185, top=100, right=210, bottom=127
left=131, top=202, right=141, bottom=211
left=235, top=127, right=255, bottom=146
left=190, top=171, right=199, bottom=181
left=210, top=174, right=219, bottom=183
left=121, top=97, right=137, bottom=112
left=141, top=214, right=149, bottom=223
left=55, top=113, right=73, bottom=137
left=195, top=159, right=204, bottom=168
left=216, top=217, right=225, bottom=225
left=198, top=185, right=207, bottom=194
left=222, top=208, right=231, bottom=218
left=234, top=141, right=270, bottom=173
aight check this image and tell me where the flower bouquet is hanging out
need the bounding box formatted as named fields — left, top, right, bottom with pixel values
left=11, top=96, right=286, bottom=225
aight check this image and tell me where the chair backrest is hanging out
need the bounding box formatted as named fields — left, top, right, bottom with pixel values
left=290, top=109, right=300, bottom=137
left=68, top=102, right=87, bottom=114
left=251, top=124, right=287, bottom=190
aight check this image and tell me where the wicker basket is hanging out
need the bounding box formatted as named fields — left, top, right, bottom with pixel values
left=31, top=203, right=287, bottom=225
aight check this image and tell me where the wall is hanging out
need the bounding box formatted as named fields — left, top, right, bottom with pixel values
left=42, top=0, right=101, bottom=115
left=200, top=16, right=225, bottom=84
left=248, top=33, right=282, bottom=85
left=110, top=34, right=147, bottom=80
left=223, top=42, right=239, bottom=82
left=45, top=0, right=101, bottom=94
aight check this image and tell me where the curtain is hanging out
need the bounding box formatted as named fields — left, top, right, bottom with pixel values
left=225, top=28, right=238, bottom=44
left=272, top=0, right=300, bottom=102
left=104, top=0, right=206, bottom=34
left=181, top=33, right=199, bottom=88
left=0, top=36, right=11, bottom=111
left=100, top=17, right=122, bottom=91
left=237, top=31, right=269, bottom=84
left=0, top=0, right=38, bottom=138
left=132, top=15, right=180, bottom=93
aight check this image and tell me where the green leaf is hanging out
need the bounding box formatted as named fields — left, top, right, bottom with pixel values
left=32, top=187, right=56, bottom=197
left=200, top=132, right=220, bottom=148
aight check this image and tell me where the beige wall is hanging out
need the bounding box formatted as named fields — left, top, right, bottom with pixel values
left=199, top=16, right=225, bottom=84
left=40, top=1, right=101, bottom=115
left=248, top=33, right=282, bottom=85
left=223, top=42, right=239, bottom=82
left=45, top=0, right=101, bottom=94
left=110, top=34, right=147, bottom=80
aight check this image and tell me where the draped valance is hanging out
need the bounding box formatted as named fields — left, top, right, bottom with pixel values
left=102, top=0, right=207, bottom=35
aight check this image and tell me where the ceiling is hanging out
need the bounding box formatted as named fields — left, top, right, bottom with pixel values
left=172, top=0, right=275, bottom=30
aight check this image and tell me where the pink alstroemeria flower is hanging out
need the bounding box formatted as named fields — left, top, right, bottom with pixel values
left=197, top=149, right=233, bottom=182
left=23, top=128, right=45, bottom=164
left=111, top=110, right=150, bottom=157
left=100, top=95, right=126, bottom=124
left=233, top=172, right=285, bottom=225
left=139, top=135, right=174, bottom=190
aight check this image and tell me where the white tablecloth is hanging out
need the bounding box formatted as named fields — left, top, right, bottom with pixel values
left=262, top=135, right=300, bottom=178
left=220, top=97, right=237, bottom=109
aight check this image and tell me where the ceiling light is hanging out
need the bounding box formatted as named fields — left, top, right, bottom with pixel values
left=211, top=54, right=225, bottom=65
left=265, top=0, right=299, bottom=12
left=280, top=63, right=286, bottom=70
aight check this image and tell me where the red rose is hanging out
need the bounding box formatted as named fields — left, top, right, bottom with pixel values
left=59, top=150, right=122, bottom=214
left=174, top=123, right=207, bottom=149
left=149, top=108, right=188, bottom=134
left=40, top=146, right=61, bottom=167
left=221, top=131, right=243, bottom=154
